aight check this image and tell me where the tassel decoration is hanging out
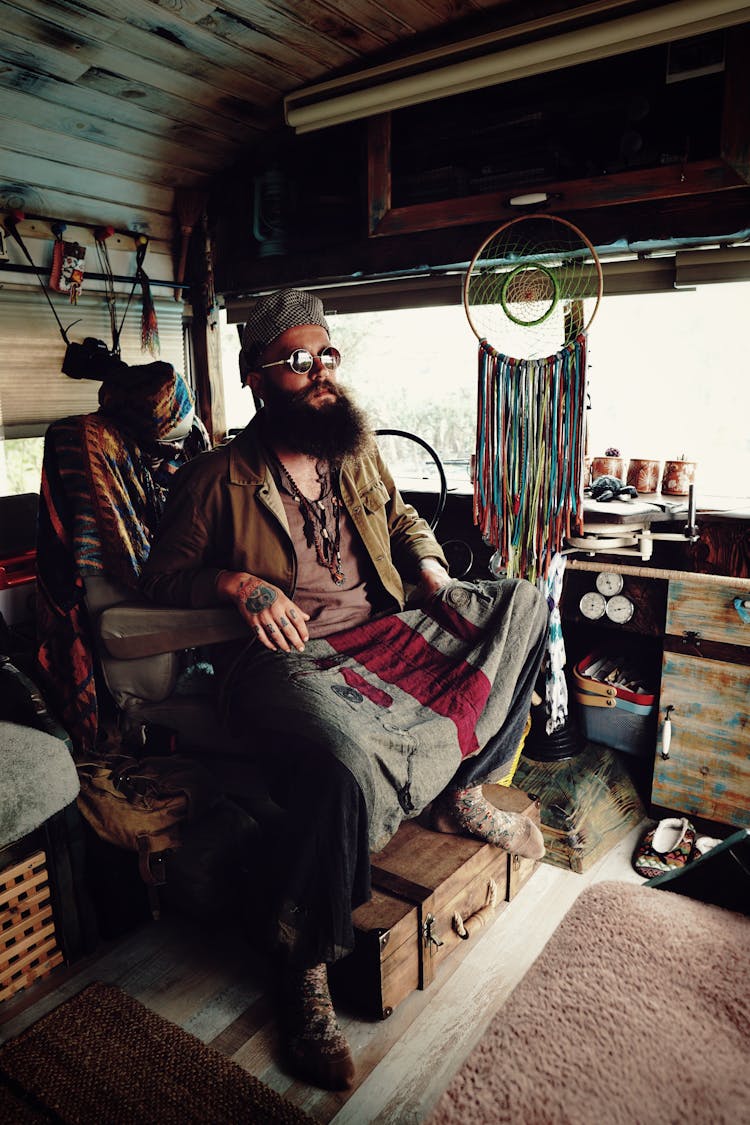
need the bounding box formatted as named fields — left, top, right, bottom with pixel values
left=135, top=235, right=160, bottom=357
left=474, top=334, right=588, bottom=583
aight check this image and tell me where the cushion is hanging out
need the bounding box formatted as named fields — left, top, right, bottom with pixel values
left=0, top=721, right=80, bottom=849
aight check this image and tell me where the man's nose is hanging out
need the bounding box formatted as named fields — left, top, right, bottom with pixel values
left=309, top=357, right=331, bottom=379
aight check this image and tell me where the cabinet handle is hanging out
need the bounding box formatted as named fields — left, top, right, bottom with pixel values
left=660, top=705, right=674, bottom=760
left=734, top=598, right=750, bottom=625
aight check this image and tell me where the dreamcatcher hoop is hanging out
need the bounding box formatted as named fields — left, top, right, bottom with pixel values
left=465, top=214, right=603, bottom=734
left=463, top=214, right=603, bottom=358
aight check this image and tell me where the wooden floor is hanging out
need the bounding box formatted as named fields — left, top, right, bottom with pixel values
left=0, top=822, right=648, bottom=1124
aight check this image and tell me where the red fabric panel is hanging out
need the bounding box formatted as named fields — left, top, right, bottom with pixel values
left=327, top=617, right=490, bottom=758
left=341, top=667, right=393, bottom=709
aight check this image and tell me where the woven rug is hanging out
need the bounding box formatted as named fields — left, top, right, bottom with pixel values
left=429, top=880, right=750, bottom=1125
left=0, top=981, right=313, bottom=1124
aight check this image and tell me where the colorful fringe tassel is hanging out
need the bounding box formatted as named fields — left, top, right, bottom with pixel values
left=474, top=334, right=588, bottom=583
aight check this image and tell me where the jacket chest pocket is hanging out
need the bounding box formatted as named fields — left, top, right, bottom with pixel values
left=359, top=479, right=390, bottom=514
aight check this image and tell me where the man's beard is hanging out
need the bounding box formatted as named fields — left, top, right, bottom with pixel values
left=259, top=378, right=371, bottom=462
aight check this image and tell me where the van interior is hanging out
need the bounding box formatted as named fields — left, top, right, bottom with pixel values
left=1, top=1, right=749, bottom=1121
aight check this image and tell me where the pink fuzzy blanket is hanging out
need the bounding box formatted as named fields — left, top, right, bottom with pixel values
left=430, top=880, right=750, bottom=1125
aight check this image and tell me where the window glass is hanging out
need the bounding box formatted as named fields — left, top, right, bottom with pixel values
left=219, top=310, right=255, bottom=434
left=220, top=282, right=749, bottom=502
left=0, top=438, right=45, bottom=498
left=586, top=282, right=749, bottom=500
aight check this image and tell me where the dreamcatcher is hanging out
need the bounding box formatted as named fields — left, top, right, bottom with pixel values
left=464, top=214, right=602, bottom=734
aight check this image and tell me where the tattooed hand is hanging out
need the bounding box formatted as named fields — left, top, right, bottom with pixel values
left=216, top=572, right=310, bottom=653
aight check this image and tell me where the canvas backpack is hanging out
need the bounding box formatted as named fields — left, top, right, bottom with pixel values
left=75, top=754, right=225, bottom=917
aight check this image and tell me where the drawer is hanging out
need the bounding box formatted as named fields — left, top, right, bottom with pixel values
left=653, top=651, right=750, bottom=828
left=667, top=578, right=750, bottom=649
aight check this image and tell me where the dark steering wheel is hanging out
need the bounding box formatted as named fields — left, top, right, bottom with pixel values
left=375, top=428, right=447, bottom=533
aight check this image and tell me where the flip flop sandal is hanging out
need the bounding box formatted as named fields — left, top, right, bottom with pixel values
left=633, top=817, right=696, bottom=879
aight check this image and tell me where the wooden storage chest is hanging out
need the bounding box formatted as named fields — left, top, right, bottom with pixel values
left=336, top=786, right=540, bottom=1018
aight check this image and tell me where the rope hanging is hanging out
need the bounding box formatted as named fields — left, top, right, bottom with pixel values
left=474, top=333, right=588, bottom=584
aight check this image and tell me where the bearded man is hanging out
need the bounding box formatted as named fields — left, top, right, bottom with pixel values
left=141, top=289, right=548, bottom=1092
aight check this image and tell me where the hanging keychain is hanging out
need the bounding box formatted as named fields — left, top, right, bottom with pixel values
left=49, top=221, right=86, bottom=304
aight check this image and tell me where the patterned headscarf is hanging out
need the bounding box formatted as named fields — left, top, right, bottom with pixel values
left=241, top=288, right=329, bottom=376
left=98, top=361, right=195, bottom=445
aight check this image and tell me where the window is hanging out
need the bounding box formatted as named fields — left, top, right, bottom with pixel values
left=218, top=310, right=256, bottom=434
left=221, top=280, right=750, bottom=502
left=586, top=282, right=749, bottom=500
left=0, top=438, right=45, bottom=498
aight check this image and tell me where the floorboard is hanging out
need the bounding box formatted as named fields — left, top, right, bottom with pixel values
left=0, top=822, right=648, bottom=1123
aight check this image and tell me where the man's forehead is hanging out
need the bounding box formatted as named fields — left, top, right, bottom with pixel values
left=265, top=323, right=330, bottom=354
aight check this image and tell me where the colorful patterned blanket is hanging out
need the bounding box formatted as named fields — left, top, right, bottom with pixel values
left=224, top=578, right=548, bottom=851
left=36, top=395, right=207, bottom=755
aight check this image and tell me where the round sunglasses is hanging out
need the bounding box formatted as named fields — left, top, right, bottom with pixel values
left=260, top=345, right=341, bottom=376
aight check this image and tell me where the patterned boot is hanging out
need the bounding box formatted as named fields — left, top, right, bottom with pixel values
left=432, top=785, right=546, bottom=860
left=281, top=963, right=355, bottom=1090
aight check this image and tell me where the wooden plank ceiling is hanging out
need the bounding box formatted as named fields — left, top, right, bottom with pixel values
left=0, top=0, right=711, bottom=287
left=0, top=0, right=527, bottom=243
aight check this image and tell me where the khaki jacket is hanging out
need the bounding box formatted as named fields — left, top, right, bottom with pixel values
left=140, top=417, right=447, bottom=610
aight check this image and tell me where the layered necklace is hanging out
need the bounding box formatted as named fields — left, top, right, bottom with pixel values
left=272, top=452, right=344, bottom=586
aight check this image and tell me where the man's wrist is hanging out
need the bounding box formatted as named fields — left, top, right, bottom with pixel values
left=419, top=557, right=447, bottom=574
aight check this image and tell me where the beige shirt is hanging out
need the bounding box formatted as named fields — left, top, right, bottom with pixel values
left=278, top=484, right=378, bottom=638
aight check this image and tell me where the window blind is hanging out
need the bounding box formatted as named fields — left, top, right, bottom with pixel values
left=0, top=289, right=186, bottom=435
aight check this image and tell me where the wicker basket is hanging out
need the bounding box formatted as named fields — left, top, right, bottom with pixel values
left=573, top=652, right=657, bottom=757
left=1, top=850, right=63, bottom=1002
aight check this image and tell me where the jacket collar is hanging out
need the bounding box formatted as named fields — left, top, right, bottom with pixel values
left=227, top=415, right=271, bottom=486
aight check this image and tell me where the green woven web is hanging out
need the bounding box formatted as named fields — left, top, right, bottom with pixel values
left=464, top=215, right=601, bottom=360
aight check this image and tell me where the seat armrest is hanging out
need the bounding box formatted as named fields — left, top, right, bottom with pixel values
left=98, top=603, right=248, bottom=659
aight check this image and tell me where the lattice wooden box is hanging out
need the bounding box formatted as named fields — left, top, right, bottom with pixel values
left=1, top=849, right=64, bottom=1003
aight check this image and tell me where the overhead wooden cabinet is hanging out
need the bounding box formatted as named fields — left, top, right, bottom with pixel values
left=654, top=577, right=750, bottom=828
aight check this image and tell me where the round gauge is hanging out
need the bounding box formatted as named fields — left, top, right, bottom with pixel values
left=605, top=594, right=635, bottom=624
left=579, top=591, right=607, bottom=620
left=596, top=571, right=624, bottom=596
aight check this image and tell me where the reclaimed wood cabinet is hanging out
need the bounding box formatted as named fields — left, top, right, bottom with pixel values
left=564, top=562, right=750, bottom=830
left=654, top=577, right=750, bottom=828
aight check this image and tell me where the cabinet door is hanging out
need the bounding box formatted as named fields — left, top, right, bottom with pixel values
left=653, top=651, right=750, bottom=828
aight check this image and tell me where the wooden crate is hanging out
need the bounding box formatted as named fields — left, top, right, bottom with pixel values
left=334, top=786, right=541, bottom=1019
left=1, top=850, right=64, bottom=1003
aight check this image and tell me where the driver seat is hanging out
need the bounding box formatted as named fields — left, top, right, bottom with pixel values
left=34, top=362, right=256, bottom=793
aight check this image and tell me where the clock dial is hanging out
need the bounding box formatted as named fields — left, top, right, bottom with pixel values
left=596, top=571, right=624, bottom=596
left=579, top=591, right=607, bottom=620
left=605, top=594, right=635, bottom=624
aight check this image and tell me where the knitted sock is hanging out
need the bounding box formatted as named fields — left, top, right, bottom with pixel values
left=281, top=963, right=355, bottom=1090
left=433, top=786, right=546, bottom=860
